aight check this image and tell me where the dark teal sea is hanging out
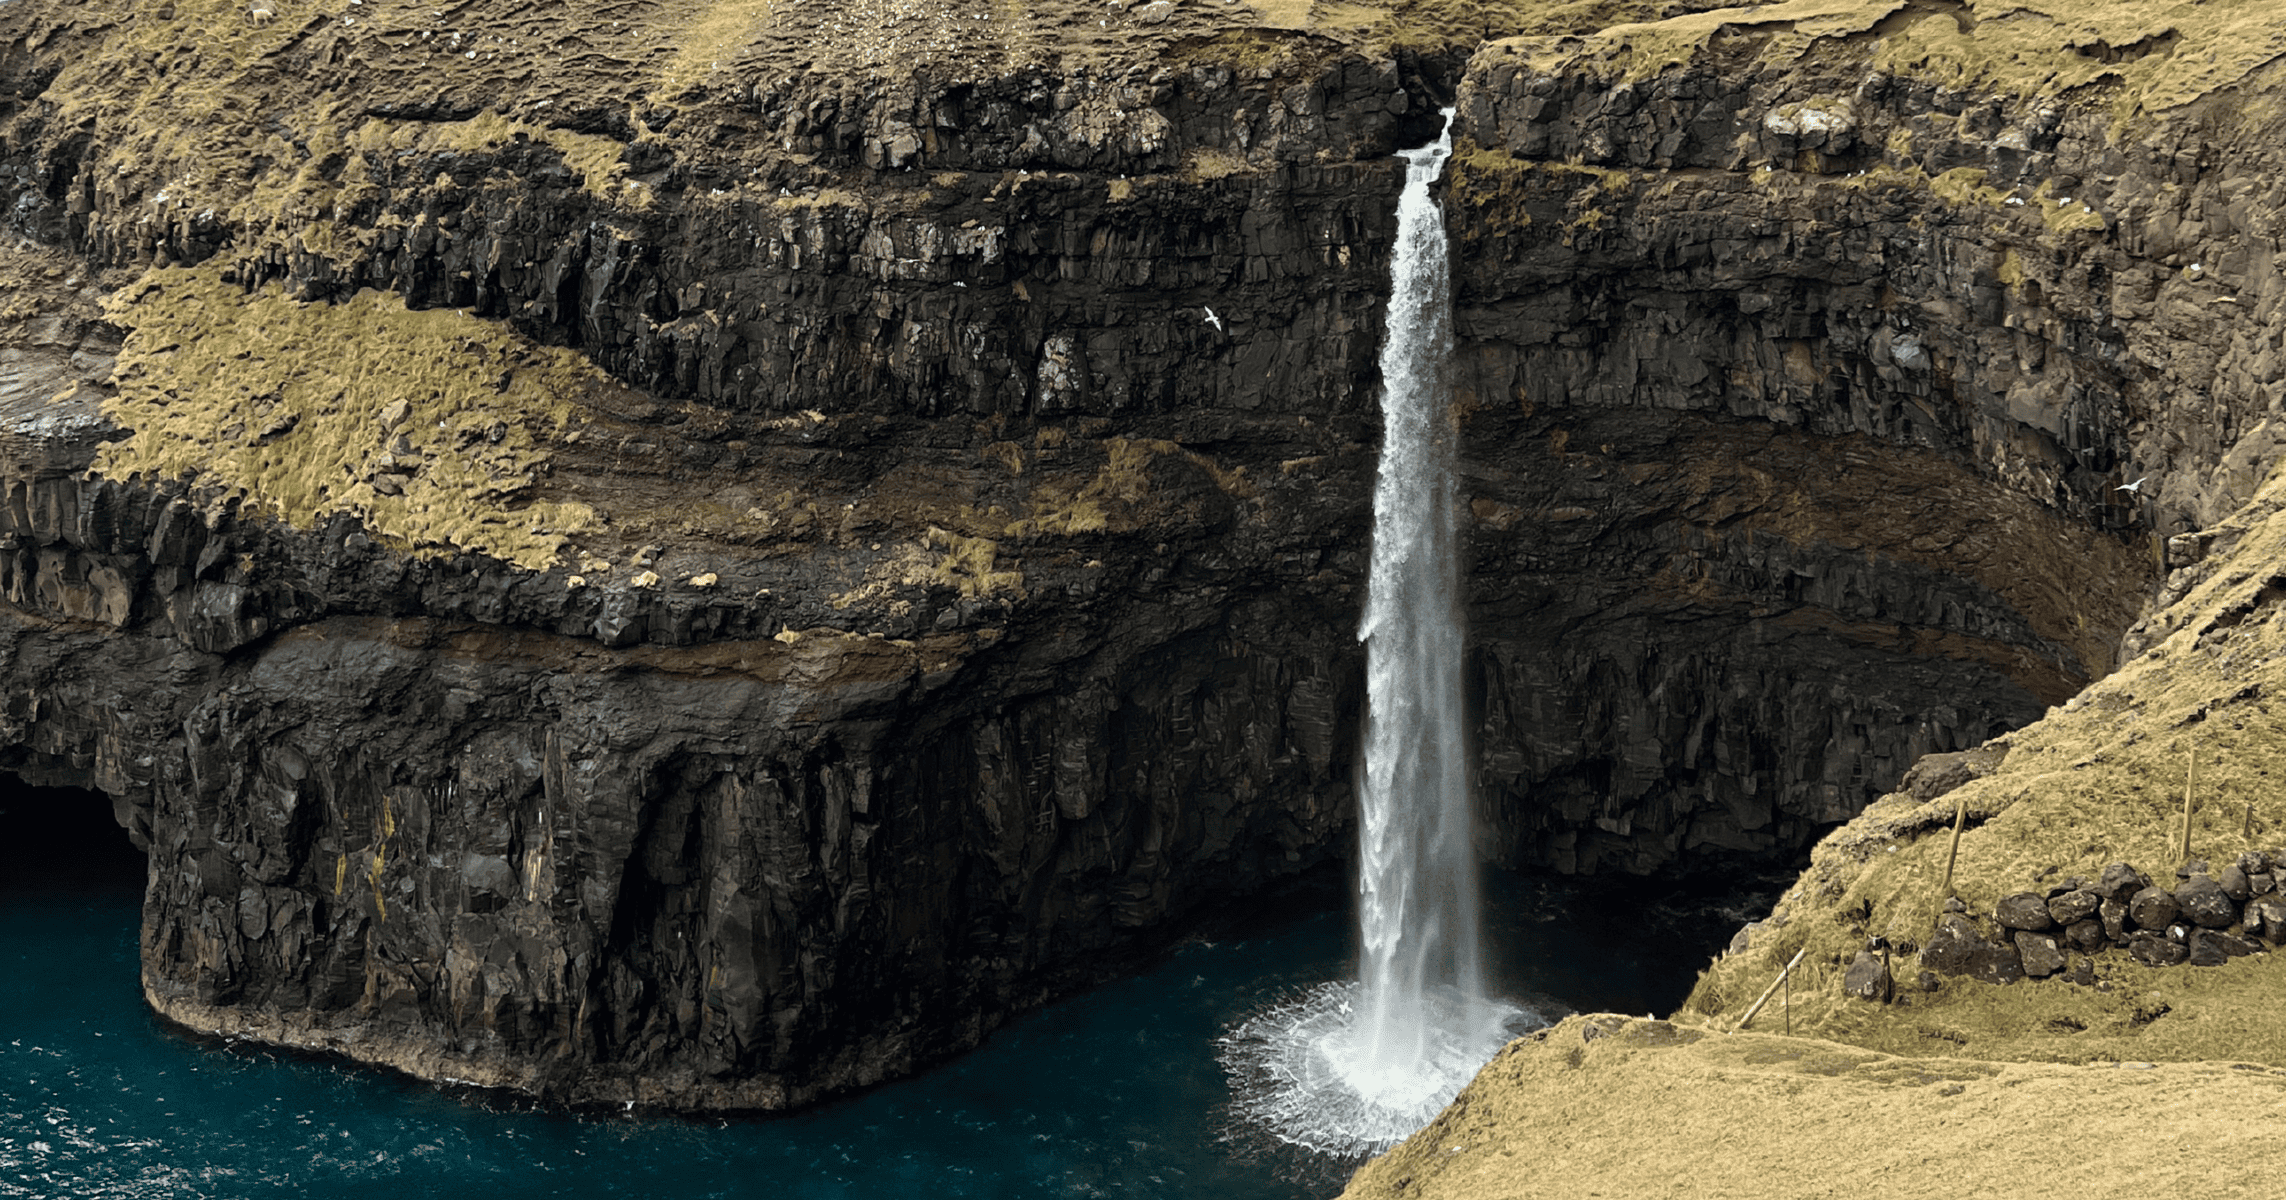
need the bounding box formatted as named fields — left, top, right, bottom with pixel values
left=0, top=786, right=1772, bottom=1200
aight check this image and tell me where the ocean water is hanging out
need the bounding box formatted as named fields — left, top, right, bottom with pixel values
left=0, top=785, right=1775, bottom=1200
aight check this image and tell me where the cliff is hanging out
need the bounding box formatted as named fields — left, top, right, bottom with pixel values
left=1, top=0, right=2273, bottom=1113
left=1346, top=0, right=2286, bottom=1193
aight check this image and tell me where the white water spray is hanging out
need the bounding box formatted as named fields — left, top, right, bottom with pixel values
left=1220, top=110, right=1534, bottom=1159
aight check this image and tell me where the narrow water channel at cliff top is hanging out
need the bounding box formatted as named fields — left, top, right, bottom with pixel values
left=1, top=789, right=1779, bottom=1200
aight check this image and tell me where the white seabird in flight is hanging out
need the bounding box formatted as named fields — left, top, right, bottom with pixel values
left=1203, top=306, right=1223, bottom=333
left=2117, top=476, right=2148, bottom=494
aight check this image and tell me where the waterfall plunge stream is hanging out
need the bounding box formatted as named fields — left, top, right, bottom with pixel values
left=1219, top=111, right=1535, bottom=1160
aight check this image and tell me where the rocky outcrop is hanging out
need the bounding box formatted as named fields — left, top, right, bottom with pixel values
left=3, top=0, right=2274, bottom=1110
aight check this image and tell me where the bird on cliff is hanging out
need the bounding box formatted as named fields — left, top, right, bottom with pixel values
left=1202, top=306, right=1223, bottom=333
left=2118, top=476, right=2148, bottom=494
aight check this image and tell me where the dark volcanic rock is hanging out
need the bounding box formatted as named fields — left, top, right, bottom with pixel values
left=1922, top=914, right=2024, bottom=985
left=2096, top=863, right=2149, bottom=902
left=2129, top=932, right=2191, bottom=968
left=2064, top=919, right=2107, bottom=954
left=2175, top=875, right=2238, bottom=929
left=1843, top=949, right=1893, bottom=1002
left=2246, top=895, right=2286, bottom=943
left=1898, top=748, right=2009, bottom=804
left=2129, top=886, right=2182, bottom=932
left=2201, top=930, right=2261, bottom=960
left=1994, top=892, right=2056, bottom=931
left=2099, top=897, right=2132, bottom=944
left=2012, top=931, right=2066, bottom=978
left=2046, top=889, right=2100, bottom=927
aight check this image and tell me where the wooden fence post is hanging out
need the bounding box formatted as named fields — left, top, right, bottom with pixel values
left=1734, top=947, right=1809, bottom=1033
left=2180, top=748, right=2197, bottom=864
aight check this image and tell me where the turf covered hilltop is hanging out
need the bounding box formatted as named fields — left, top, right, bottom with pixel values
left=2, top=0, right=2283, bottom=1143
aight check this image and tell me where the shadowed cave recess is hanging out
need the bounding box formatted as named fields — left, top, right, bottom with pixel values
left=2, top=0, right=2276, bottom=1114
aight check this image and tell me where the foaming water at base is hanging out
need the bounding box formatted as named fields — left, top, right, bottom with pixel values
left=1216, top=981, right=1544, bottom=1159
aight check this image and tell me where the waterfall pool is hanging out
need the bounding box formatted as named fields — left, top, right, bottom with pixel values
left=1, top=854, right=1777, bottom=1200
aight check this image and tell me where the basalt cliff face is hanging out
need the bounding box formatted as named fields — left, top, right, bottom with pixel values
left=1346, top=4, right=2286, bottom=1196
left=0, top=0, right=2267, bottom=1109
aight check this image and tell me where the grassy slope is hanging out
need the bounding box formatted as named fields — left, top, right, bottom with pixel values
left=1344, top=1015, right=2286, bottom=1198
left=1498, top=0, right=2286, bottom=122
left=93, top=267, right=601, bottom=569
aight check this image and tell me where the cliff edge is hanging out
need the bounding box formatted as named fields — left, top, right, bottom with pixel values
left=1353, top=0, right=2286, bottom=1191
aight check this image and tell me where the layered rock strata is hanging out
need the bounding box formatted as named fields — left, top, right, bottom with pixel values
left=3, top=0, right=2269, bottom=1107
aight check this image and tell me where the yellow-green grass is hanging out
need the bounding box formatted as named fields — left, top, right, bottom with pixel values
left=1488, top=0, right=2286, bottom=123
left=1341, top=1015, right=2286, bottom=1198
left=92, top=266, right=597, bottom=570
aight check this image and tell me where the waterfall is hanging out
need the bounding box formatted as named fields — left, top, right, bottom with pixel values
left=1349, top=106, right=1496, bottom=1102
left=1219, top=110, right=1532, bottom=1159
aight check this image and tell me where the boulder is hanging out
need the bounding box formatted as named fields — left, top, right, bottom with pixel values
left=1922, top=913, right=2025, bottom=985
left=2128, top=885, right=2180, bottom=931
left=2061, top=957, right=2099, bottom=987
left=2175, top=874, right=2238, bottom=928
left=2178, top=859, right=2211, bottom=880
left=2013, top=931, right=2066, bottom=978
left=2202, top=929, right=2261, bottom=959
left=2046, top=889, right=2100, bottom=926
left=1843, top=949, right=1894, bottom=1002
left=2251, top=873, right=2277, bottom=896
left=2239, top=850, right=2273, bottom=877
left=2064, top=919, right=2106, bottom=953
left=2129, top=932, right=2190, bottom=968
left=2187, top=931, right=2229, bottom=967
left=2217, top=864, right=2252, bottom=902
left=1994, top=891, right=2056, bottom=931
left=2095, top=862, right=2148, bottom=902
left=1898, top=746, right=2007, bottom=801
left=2246, top=894, right=2286, bottom=943
left=2099, top=897, right=2131, bottom=943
